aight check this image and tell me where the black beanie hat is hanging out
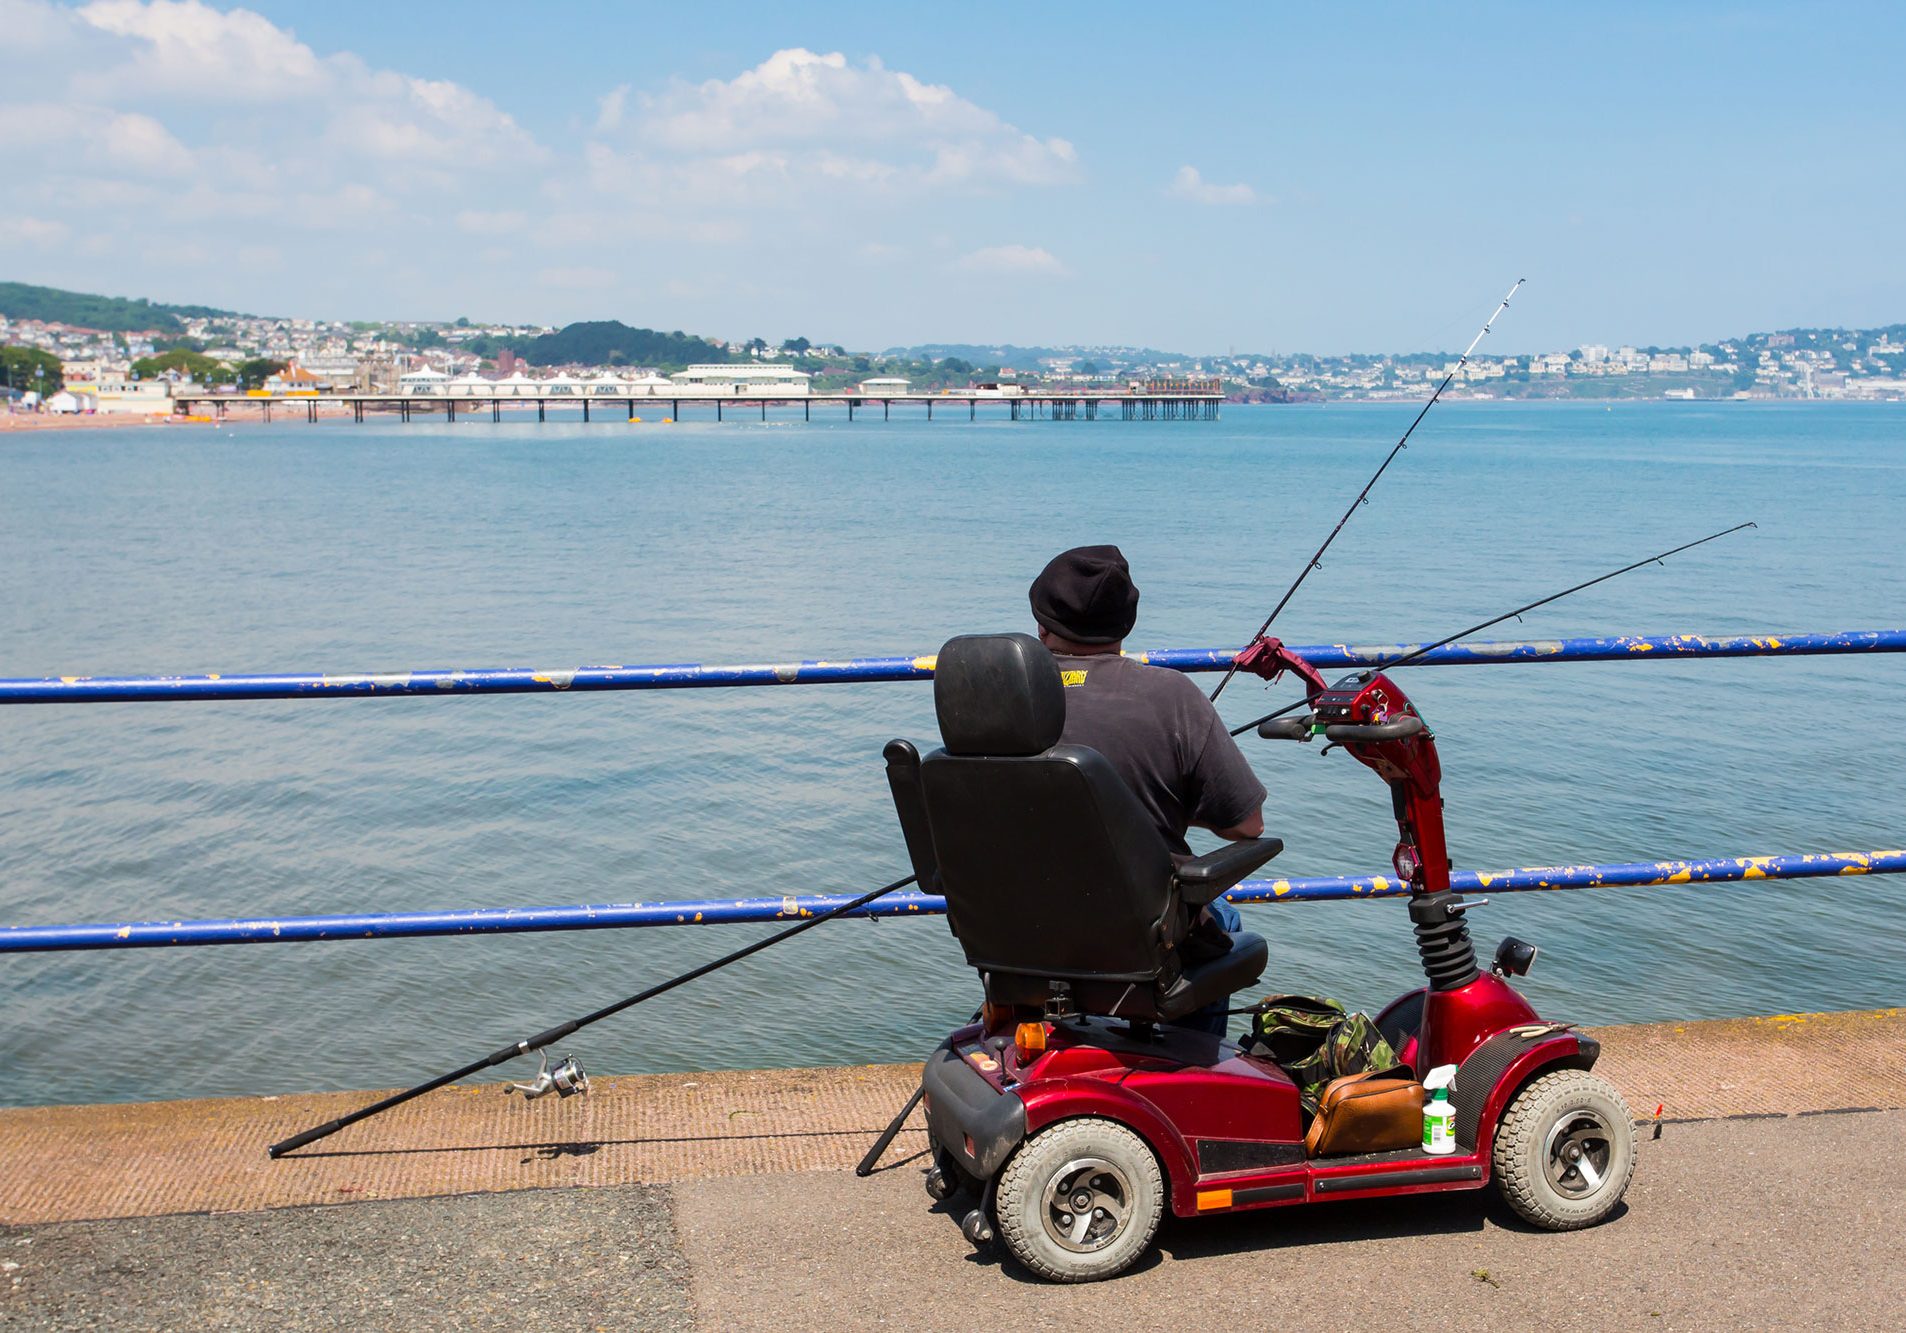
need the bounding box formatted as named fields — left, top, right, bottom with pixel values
left=1029, top=545, right=1140, bottom=644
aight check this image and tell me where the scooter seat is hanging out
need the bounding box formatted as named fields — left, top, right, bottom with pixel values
left=1174, top=929, right=1270, bottom=1017
left=979, top=929, right=1268, bottom=1023
left=888, top=635, right=1286, bottom=1027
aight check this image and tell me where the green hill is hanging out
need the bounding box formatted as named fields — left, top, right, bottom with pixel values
left=482, top=320, right=726, bottom=369
left=0, top=281, right=238, bottom=333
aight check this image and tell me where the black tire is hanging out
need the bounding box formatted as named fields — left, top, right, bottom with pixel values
left=1493, top=1068, right=1636, bottom=1230
left=994, top=1118, right=1164, bottom=1283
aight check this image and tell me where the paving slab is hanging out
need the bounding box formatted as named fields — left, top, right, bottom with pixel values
left=675, top=1109, right=1906, bottom=1331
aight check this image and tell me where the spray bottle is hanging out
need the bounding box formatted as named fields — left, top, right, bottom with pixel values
left=1422, top=1064, right=1458, bottom=1155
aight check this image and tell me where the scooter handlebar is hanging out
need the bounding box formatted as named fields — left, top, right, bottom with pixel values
left=1322, top=715, right=1424, bottom=743
left=1256, top=715, right=1425, bottom=744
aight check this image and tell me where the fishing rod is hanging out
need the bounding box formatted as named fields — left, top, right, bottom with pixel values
left=1208, top=279, right=1526, bottom=704
left=1227, top=521, right=1758, bottom=738
left=268, top=870, right=917, bottom=1157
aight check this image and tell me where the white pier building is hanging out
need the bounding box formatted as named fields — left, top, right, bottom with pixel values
left=668, top=364, right=812, bottom=397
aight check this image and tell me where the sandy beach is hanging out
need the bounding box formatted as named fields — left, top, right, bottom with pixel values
left=1, top=404, right=360, bottom=432
left=1, top=412, right=180, bottom=432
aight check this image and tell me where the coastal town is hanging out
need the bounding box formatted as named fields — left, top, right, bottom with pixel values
left=3, top=280, right=1906, bottom=417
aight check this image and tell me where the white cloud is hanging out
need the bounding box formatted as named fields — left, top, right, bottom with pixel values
left=1168, top=165, right=1255, bottom=206
left=595, top=84, right=629, bottom=132
left=99, top=111, right=195, bottom=174
left=623, top=48, right=1078, bottom=190
left=75, top=0, right=328, bottom=102
left=959, top=244, right=1067, bottom=276
left=0, top=215, right=70, bottom=247
left=0, top=0, right=539, bottom=256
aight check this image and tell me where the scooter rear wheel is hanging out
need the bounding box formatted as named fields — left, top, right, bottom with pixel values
left=1493, top=1068, right=1636, bottom=1230
left=994, top=1117, right=1163, bottom=1283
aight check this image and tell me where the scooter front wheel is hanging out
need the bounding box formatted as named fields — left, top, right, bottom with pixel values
left=1493, top=1068, right=1636, bottom=1230
left=994, top=1117, right=1164, bottom=1283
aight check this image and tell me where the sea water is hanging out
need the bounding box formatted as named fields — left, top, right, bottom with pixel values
left=1, top=401, right=1901, bottom=1106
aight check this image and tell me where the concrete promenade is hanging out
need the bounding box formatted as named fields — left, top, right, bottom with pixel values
left=2, top=1008, right=1901, bottom=1329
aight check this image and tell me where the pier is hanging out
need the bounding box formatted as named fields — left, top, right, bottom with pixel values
left=3, top=1008, right=1901, bottom=1328
left=167, top=385, right=1227, bottom=425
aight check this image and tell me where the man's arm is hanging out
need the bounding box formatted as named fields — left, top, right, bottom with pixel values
left=1206, top=808, right=1265, bottom=841
left=1184, top=687, right=1269, bottom=842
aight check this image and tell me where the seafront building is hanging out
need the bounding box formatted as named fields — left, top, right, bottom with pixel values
left=666, top=364, right=812, bottom=396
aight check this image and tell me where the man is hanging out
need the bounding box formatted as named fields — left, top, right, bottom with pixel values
left=1028, top=544, right=1265, bottom=1032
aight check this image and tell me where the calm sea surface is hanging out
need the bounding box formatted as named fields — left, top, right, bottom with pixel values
left=1, top=401, right=1902, bottom=1107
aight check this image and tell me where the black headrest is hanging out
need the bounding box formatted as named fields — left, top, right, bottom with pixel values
left=934, top=633, right=1066, bottom=756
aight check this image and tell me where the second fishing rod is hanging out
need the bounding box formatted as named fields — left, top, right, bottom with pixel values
left=1225, top=521, right=1759, bottom=739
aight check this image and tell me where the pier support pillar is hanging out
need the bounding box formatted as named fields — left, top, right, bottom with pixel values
left=583, top=399, right=590, bottom=423
left=804, top=400, right=809, bottom=422
left=537, top=400, right=545, bottom=423
left=717, top=400, right=723, bottom=422
left=883, top=400, right=890, bottom=421
left=761, top=400, right=766, bottom=421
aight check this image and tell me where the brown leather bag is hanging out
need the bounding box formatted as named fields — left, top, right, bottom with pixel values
left=1304, top=1069, right=1425, bottom=1157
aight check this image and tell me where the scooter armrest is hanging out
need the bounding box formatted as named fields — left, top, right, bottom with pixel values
left=1173, top=837, right=1284, bottom=906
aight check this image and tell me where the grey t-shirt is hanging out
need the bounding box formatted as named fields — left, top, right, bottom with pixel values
left=1051, top=651, right=1267, bottom=857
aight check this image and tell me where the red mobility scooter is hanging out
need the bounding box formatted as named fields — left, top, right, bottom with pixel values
left=884, top=633, right=1635, bottom=1282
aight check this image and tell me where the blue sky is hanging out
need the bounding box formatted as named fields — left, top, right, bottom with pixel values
left=4, top=1, right=1903, bottom=352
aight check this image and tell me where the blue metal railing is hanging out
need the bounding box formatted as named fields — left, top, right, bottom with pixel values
left=1, top=629, right=1900, bottom=705
left=4, top=850, right=1900, bottom=952
left=3, top=628, right=1899, bottom=953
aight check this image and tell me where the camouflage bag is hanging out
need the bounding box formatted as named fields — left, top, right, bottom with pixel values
left=1248, top=994, right=1399, bottom=1115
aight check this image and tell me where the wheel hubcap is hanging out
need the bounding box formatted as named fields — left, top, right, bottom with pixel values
left=1040, top=1157, right=1133, bottom=1253
left=1543, top=1109, right=1615, bottom=1198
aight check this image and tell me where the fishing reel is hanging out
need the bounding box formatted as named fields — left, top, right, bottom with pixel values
left=507, top=1049, right=590, bottom=1101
